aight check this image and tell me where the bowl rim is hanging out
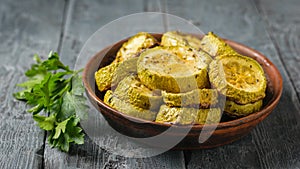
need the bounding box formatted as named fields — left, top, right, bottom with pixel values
left=82, top=34, right=283, bottom=131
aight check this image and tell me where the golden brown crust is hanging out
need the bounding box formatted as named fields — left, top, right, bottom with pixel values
left=104, top=90, right=158, bottom=121
left=95, top=62, right=119, bottom=92
left=224, top=99, right=263, bottom=117
left=137, top=46, right=209, bottom=93
left=199, top=32, right=236, bottom=57
left=115, top=32, right=158, bottom=62
left=155, top=105, right=221, bottom=125
left=162, top=89, right=218, bottom=108
left=209, top=54, right=267, bottom=104
left=113, top=76, right=163, bottom=110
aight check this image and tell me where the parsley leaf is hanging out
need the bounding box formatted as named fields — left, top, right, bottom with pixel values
left=33, top=114, right=56, bottom=131
left=13, top=52, right=88, bottom=152
left=60, top=76, right=89, bottom=120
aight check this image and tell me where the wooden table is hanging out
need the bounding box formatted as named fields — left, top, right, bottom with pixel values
left=1, top=0, right=300, bottom=168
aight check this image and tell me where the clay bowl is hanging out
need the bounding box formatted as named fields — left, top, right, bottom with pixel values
left=83, top=34, right=282, bottom=149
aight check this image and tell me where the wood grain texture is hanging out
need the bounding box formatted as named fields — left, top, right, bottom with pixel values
left=1, top=0, right=299, bottom=168
left=255, top=0, right=300, bottom=104
left=0, top=0, right=64, bottom=168
left=58, top=0, right=147, bottom=67
left=165, top=0, right=300, bottom=168
left=44, top=0, right=186, bottom=168
left=253, top=0, right=300, bottom=168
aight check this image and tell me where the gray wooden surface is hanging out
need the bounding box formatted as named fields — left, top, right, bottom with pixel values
left=0, top=0, right=299, bottom=168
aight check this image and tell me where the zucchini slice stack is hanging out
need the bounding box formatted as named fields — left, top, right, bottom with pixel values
left=145, top=32, right=221, bottom=125
left=100, top=32, right=160, bottom=120
left=208, top=54, right=266, bottom=117
left=202, top=33, right=267, bottom=117
left=96, top=31, right=267, bottom=123
left=95, top=32, right=158, bottom=92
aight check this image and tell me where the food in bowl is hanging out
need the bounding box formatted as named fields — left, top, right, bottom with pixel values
left=94, top=31, right=267, bottom=124
left=94, top=32, right=158, bottom=91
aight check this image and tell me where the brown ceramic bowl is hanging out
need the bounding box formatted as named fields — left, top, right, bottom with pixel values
left=83, top=34, right=282, bottom=149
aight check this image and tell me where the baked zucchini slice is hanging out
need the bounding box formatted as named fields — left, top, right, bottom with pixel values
left=209, top=54, right=267, bottom=104
left=161, top=31, right=213, bottom=64
left=104, top=90, right=157, bottom=121
left=200, top=32, right=236, bottom=57
left=95, top=62, right=119, bottom=92
left=111, top=57, right=138, bottom=86
left=155, top=105, right=221, bottom=125
left=161, top=31, right=202, bottom=50
left=224, top=99, right=263, bottom=117
left=197, top=108, right=222, bottom=125
left=115, top=32, right=158, bottom=62
left=162, top=89, right=218, bottom=108
left=112, top=75, right=133, bottom=101
left=137, top=46, right=209, bottom=93
left=113, top=75, right=163, bottom=110
left=95, top=32, right=157, bottom=91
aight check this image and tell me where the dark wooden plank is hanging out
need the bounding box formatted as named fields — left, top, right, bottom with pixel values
left=255, top=0, right=300, bottom=104
left=0, top=0, right=64, bottom=168
left=144, top=0, right=163, bottom=12
left=165, top=0, right=300, bottom=168
left=58, top=0, right=162, bottom=67
left=253, top=0, right=300, bottom=168
left=44, top=0, right=186, bottom=168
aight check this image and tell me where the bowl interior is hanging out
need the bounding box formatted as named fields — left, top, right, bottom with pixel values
left=83, top=34, right=283, bottom=130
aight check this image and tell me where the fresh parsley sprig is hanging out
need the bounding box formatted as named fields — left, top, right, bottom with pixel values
left=14, top=52, right=88, bottom=152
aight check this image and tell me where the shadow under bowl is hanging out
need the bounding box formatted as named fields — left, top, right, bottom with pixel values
left=82, top=34, right=283, bottom=150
